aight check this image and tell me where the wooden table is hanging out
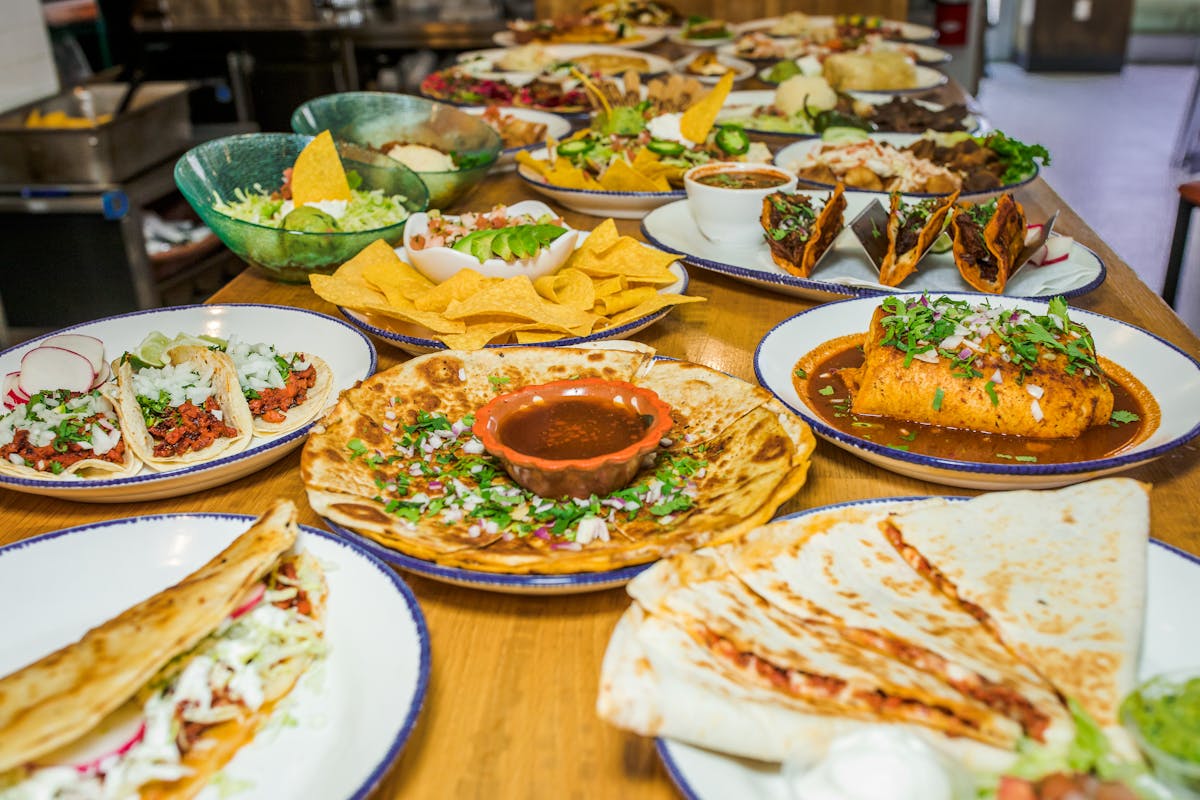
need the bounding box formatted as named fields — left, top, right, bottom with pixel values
left=3, top=108, right=1199, bottom=800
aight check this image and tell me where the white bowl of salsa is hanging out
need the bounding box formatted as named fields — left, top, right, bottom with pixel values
left=684, top=162, right=797, bottom=245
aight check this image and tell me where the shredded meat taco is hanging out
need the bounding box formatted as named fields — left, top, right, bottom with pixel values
left=952, top=193, right=1026, bottom=293
left=878, top=191, right=959, bottom=286
left=760, top=185, right=847, bottom=278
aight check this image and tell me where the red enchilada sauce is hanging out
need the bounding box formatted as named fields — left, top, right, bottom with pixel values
left=497, top=397, right=649, bottom=461
left=795, top=344, right=1150, bottom=465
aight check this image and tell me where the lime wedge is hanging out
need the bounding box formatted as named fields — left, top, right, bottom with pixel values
left=133, top=331, right=226, bottom=366
left=929, top=230, right=952, bottom=254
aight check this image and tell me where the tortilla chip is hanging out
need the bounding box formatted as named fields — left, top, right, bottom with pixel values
left=414, top=269, right=493, bottom=312
left=291, top=130, right=352, bottom=206
left=442, top=276, right=599, bottom=332
left=608, top=293, right=705, bottom=326
left=595, top=286, right=659, bottom=315
left=592, top=275, right=627, bottom=296
left=545, top=160, right=603, bottom=190
left=680, top=72, right=735, bottom=145
left=534, top=268, right=596, bottom=311
left=515, top=150, right=551, bottom=177
left=568, top=237, right=680, bottom=283
left=358, top=246, right=436, bottom=307
left=584, top=219, right=622, bottom=253
left=600, top=159, right=670, bottom=193
left=438, top=321, right=525, bottom=350
left=514, top=329, right=569, bottom=344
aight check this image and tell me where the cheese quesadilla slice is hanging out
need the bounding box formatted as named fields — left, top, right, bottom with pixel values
left=716, top=503, right=1074, bottom=747
left=882, top=478, right=1148, bottom=729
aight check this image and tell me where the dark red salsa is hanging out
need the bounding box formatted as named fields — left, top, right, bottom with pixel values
left=497, top=396, right=650, bottom=461
left=796, top=345, right=1147, bottom=465
left=695, top=169, right=791, bottom=190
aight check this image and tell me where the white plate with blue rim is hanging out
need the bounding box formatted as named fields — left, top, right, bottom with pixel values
left=641, top=195, right=1105, bottom=303
left=716, top=90, right=981, bottom=137
left=0, top=513, right=430, bottom=800
left=753, top=293, right=1200, bottom=489
left=462, top=106, right=573, bottom=171
left=774, top=132, right=1040, bottom=199
left=517, top=147, right=687, bottom=219
left=655, top=496, right=1199, bottom=799
left=0, top=304, right=376, bottom=503
left=323, top=518, right=653, bottom=595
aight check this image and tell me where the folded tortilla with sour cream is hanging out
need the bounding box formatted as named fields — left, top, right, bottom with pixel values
left=0, top=500, right=326, bottom=797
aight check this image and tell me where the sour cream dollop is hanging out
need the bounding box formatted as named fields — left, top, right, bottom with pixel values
left=646, top=113, right=696, bottom=148
left=786, top=729, right=960, bottom=800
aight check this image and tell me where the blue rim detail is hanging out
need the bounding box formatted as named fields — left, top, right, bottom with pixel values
left=753, top=293, right=1200, bottom=477
left=323, top=518, right=652, bottom=589
left=0, top=514, right=430, bottom=800
left=0, top=304, right=377, bottom=491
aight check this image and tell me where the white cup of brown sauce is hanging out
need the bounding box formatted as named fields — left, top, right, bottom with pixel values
left=684, top=162, right=798, bottom=245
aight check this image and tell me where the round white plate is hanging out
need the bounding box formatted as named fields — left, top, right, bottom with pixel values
left=340, top=259, right=689, bottom=355
left=775, top=132, right=1040, bottom=199
left=0, top=305, right=376, bottom=503
left=457, top=44, right=673, bottom=76
left=758, top=63, right=947, bottom=93
left=324, top=519, right=652, bottom=595
left=716, top=90, right=980, bottom=136
left=754, top=293, right=1200, bottom=489
left=517, top=147, right=685, bottom=218
left=669, top=29, right=737, bottom=48
left=737, top=15, right=937, bottom=42
left=492, top=26, right=666, bottom=49
left=655, top=496, right=1197, bottom=799
left=462, top=106, right=572, bottom=170
left=671, top=53, right=756, bottom=84
left=0, top=514, right=430, bottom=799
left=641, top=195, right=1104, bottom=302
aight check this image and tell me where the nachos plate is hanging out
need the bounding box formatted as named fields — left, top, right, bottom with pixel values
left=301, top=345, right=815, bottom=578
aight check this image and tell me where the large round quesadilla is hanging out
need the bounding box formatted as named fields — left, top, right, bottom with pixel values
left=0, top=500, right=327, bottom=797
left=302, top=345, right=816, bottom=574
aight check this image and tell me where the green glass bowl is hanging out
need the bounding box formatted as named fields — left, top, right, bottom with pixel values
left=174, top=133, right=429, bottom=283
left=291, top=92, right=503, bottom=211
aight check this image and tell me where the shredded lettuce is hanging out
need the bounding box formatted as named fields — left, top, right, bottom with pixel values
left=213, top=186, right=410, bottom=233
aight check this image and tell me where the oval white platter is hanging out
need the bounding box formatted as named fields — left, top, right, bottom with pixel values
left=753, top=293, right=1200, bottom=489
left=716, top=89, right=981, bottom=136
left=655, top=496, right=1197, bottom=799
left=492, top=25, right=667, bottom=49
left=0, top=304, right=376, bottom=503
left=457, top=44, right=674, bottom=76
left=517, top=147, right=686, bottom=219
left=641, top=194, right=1104, bottom=302
left=0, top=514, right=430, bottom=800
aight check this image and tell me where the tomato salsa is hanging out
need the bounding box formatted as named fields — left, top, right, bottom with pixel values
left=497, top=396, right=650, bottom=461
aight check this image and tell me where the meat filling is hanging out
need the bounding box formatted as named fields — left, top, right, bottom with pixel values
left=147, top=398, right=239, bottom=458
left=248, top=363, right=317, bottom=424
left=0, top=427, right=126, bottom=472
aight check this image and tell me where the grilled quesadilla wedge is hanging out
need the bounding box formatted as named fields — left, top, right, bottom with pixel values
left=952, top=193, right=1026, bottom=294
left=302, top=346, right=815, bottom=574
left=0, top=500, right=326, bottom=798
left=760, top=186, right=847, bottom=278
left=0, top=388, right=141, bottom=480
left=882, top=479, right=1148, bottom=731
left=878, top=191, right=960, bottom=286
left=113, top=348, right=253, bottom=469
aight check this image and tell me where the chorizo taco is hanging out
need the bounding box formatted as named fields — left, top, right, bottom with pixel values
left=0, top=500, right=327, bottom=797
left=219, top=337, right=334, bottom=436
left=878, top=191, right=959, bottom=286
left=951, top=193, right=1026, bottom=294
left=760, top=185, right=847, bottom=278
left=0, top=388, right=140, bottom=480
left=113, top=347, right=254, bottom=469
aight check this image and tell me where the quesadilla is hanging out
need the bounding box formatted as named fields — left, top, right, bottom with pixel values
left=878, top=192, right=960, bottom=286
left=302, top=345, right=815, bottom=574
left=113, top=347, right=254, bottom=468
left=0, top=388, right=141, bottom=480
left=881, top=479, right=1149, bottom=730
left=0, top=500, right=326, bottom=797
left=952, top=194, right=1026, bottom=294
left=760, top=186, right=847, bottom=278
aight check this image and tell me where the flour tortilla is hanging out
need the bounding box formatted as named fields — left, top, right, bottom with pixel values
left=882, top=478, right=1149, bottom=728
left=0, top=500, right=302, bottom=774
left=302, top=345, right=816, bottom=574
left=114, top=348, right=254, bottom=469
left=0, top=388, right=142, bottom=481
left=247, top=352, right=335, bottom=436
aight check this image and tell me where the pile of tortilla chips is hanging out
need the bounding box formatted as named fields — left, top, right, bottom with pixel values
left=309, top=220, right=704, bottom=349
left=516, top=72, right=736, bottom=193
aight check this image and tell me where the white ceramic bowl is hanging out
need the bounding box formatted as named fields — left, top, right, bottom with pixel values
left=402, top=200, right=579, bottom=283
left=683, top=162, right=797, bottom=245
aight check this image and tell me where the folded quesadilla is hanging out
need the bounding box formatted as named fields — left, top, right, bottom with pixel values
left=0, top=500, right=327, bottom=797
left=881, top=479, right=1149, bottom=731
left=760, top=186, right=847, bottom=278
left=113, top=347, right=254, bottom=468
left=0, top=388, right=141, bottom=480
left=952, top=194, right=1026, bottom=294
left=878, top=192, right=960, bottom=286
left=840, top=295, right=1114, bottom=438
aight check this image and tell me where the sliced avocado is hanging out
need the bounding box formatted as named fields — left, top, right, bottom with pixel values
left=450, top=231, right=479, bottom=254
left=469, top=231, right=501, bottom=262
left=491, top=229, right=515, bottom=261
left=597, top=106, right=646, bottom=137
left=282, top=206, right=340, bottom=233
left=507, top=226, right=538, bottom=259
left=530, top=224, right=567, bottom=248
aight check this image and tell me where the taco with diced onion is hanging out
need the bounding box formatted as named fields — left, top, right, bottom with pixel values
left=113, top=347, right=254, bottom=468
left=0, top=388, right=141, bottom=480
left=208, top=337, right=334, bottom=436
left=952, top=193, right=1026, bottom=294
left=878, top=191, right=959, bottom=286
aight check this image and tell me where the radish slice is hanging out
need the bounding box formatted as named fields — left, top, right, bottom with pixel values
left=89, top=359, right=112, bottom=390
left=231, top=582, right=266, bottom=619
left=1024, top=223, right=1044, bottom=246
left=1029, top=244, right=1049, bottom=266
left=18, top=347, right=96, bottom=395
left=2, top=373, right=24, bottom=410
left=1041, top=236, right=1074, bottom=265
left=42, top=334, right=105, bottom=374
left=75, top=722, right=145, bottom=775
left=37, top=702, right=145, bottom=774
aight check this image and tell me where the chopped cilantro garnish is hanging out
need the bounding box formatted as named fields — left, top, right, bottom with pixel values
left=984, top=380, right=999, bottom=406
left=1109, top=409, right=1140, bottom=426
left=347, top=438, right=368, bottom=460
left=932, top=387, right=944, bottom=411
left=794, top=367, right=808, bottom=379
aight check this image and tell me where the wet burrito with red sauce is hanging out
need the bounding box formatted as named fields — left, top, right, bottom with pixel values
left=113, top=347, right=253, bottom=468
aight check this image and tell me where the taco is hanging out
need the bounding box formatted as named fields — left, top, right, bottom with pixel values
left=113, top=347, right=254, bottom=469
left=0, top=500, right=327, bottom=797
left=878, top=191, right=959, bottom=286
left=952, top=193, right=1026, bottom=293
left=760, top=186, right=847, bottom=278
left=301, top=345, right=816, bottom=574
left=218, top=338, right=334, bottom=436
left=0, top=388, right=140, bottom=480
